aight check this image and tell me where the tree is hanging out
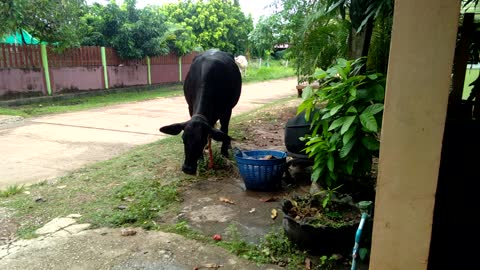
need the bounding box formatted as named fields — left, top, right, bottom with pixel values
left=0, top=0, right=86, bottom=48
left=79, top=1, right=173, bottom=59
left=272, top=0, right=394, bottom=79
left=248, top=14, right=288, bottom=62
left=160, top=0, right=253, bottom=55
left=273, top=0, right=349, bottom=81
left=325, top=0, right=394, bottom=70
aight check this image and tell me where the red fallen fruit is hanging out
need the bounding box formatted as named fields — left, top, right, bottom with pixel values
left=212, top=234, right=222, bottom=241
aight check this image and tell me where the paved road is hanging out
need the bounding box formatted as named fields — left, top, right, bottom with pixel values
left=0, top=78, right=297, bottom=189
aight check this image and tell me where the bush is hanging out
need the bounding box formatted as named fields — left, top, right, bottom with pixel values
left=298, top=58, right=385, bottom=188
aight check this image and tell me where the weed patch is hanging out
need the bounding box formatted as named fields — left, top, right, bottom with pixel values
left=0, top=185, right=25, bottom=198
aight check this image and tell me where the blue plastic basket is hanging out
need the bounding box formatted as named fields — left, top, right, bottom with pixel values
left=234, top=150, right=287, bottom=191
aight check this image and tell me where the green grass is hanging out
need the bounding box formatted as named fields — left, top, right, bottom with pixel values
left=0, top=97, right=337, bottom=269
left=243, top=59, right=295, bottom=83
left=0, top=59, right=295, bottom=118
left=0, top=135, right=192, bottom=238
left=463, top=67, right=479, bottom=99
left=0, top=184, right=25, bottom=198
left=0, top=97, right=296, bottom=238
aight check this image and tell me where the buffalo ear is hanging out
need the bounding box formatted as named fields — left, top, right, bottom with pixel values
left=159, top=122, right=186, bottom=135
left=210, top=128, right=231, bottom=142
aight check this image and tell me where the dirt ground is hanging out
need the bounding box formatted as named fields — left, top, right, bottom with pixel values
left=1, top=98, right=370, bottom=269
left=162, top=100, right=370, bottom=269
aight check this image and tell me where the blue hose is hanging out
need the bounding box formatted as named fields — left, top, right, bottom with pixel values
left=351, top=201, right=372, bottom=270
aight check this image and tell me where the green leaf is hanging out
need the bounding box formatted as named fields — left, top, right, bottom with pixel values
left=367, top=74, right=378, bottom=80
left=340, top=116, right=356, bottom=135
left=345, top=157, right=355, bottom=175
left=359, top=248, right=369, bottom=261
left=363, top=104, right=384, bottom=115
left=359, top=112, right=378, bottom=132
left=336, top=65, right=347, bottom=80
left=329, top=132, right=341, bottom=145
left=329, top=104, right=343, bottom=117
left=297, top=101, right=308, bottom=115
left=340, top=138, right=357, bottom=158
left=371, top=84, right=385, bottom=101
left=311, top=167, right=322, bottom=182
left=321, top=111, right=332, bottom=120
left=348, top=86, right=357, bottom=97
left=327, top=154, right=334, bottom=172
left=346, top=106, right=358, bottom=114
left=326, top=67, right=338, bottom=77
left=328, top=117, right=346, bottom=131
left=313, top=69, right=327, bottom=80
left=356, top=89, right=369, bottom=99
left=301, top=86, right=313, bottom=100
left=322, top=196, right=329, bottom=208
left=336, top=58, right=348, bottom=67
left=361, top=136, right=380, bottom=151
left=343, top=125, right=357, bottom=145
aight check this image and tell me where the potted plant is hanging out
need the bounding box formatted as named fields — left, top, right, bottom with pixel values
left=282, top=187, right=363, bottom=255
left=282, top=58, right=384, bottom=255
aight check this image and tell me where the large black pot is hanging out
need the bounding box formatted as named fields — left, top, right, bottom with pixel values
left=284, top=110, right=318, bottom=155
left=281, top=198, right=361, bottom=255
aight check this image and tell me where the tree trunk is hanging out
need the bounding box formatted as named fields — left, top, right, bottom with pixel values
left=348, top=21, right=374, bottom=60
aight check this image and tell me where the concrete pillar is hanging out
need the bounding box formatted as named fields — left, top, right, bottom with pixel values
left=369, top=1, right=460, bottom=270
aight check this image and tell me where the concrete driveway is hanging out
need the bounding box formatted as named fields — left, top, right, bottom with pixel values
left=0, top=78, right=297, bottom=189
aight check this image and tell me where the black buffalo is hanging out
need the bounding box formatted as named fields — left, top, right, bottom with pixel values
left=159, top=49, right=242, bottom=174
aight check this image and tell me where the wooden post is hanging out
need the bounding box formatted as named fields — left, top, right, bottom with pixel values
left=178, top=56, right=182, bottom=82
left=368, top=1, right=461, bottom=269
left=40, top=44, right=52, bottom=95
left=147, top=56, right=151, bottom=85
left=101, top=46, right=109, bottom=89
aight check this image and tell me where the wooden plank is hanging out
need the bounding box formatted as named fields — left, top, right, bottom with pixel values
left=1, top=44, right=6, bottom=68
left=30, top=45, right=36, bottom=67
left=8, top=45, right=13, bottom=67
left=31, top=45, right=38, bottom=68
left=14, top=44, right=19, bottom=67
left=25, top=45, right=30, bottom=67
left=18, top=45, right=24, bottom=67
left=75, top=47, right=79, bottom=66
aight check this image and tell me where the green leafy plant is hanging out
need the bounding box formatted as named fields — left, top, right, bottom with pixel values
left=0, top=184, right=25, bottom=198
left=319, top=184, right=343, bottom=209
left=298, top=58, right=385, bottom=189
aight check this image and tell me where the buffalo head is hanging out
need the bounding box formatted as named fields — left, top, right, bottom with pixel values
left=159, top=118, right=230, bottom=175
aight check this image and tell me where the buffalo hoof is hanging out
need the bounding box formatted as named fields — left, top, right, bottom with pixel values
left=182, top=164, right=197, bottom=175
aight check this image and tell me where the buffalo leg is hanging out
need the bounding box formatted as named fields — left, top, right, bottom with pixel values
left=219, top=111, right=232, bottom=156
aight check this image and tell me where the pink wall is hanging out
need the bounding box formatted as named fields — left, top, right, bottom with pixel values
left=182, top=64, right=191, bottom=81
left=0, top=63, right=192, bottom=98
left=50, top=67, right=103, bottom=94
left=151, top=64, right=179, bottom=84
left=0, top=69, right=45, bottom=96
left=107, top=66, right=147, bottom=88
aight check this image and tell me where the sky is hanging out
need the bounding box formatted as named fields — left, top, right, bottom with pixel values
left=85, top=0, right=276, bottom=24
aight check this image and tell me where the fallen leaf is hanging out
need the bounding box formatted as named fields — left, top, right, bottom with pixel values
left=305, top=258, right=311, bottom=270
left=219, top=197, right=235, bottom=204
left=249, top=208, right=256, bottom=213
left=259, top=197, right=278, bottom=202
left=271, top=209, right=278, bottom=220
left=120, top=228, right=137, bottom=236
